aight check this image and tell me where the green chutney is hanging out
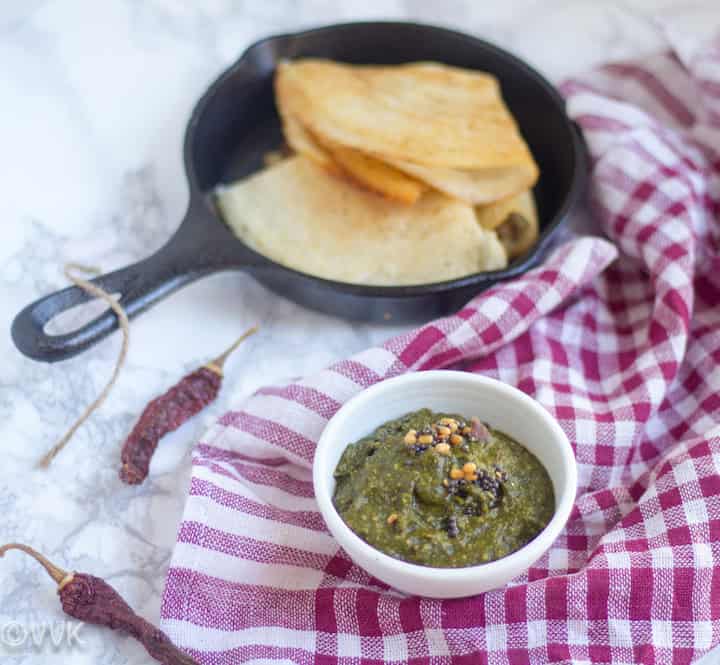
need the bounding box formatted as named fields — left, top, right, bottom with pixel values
left=332, top=409, right=554, bottom=567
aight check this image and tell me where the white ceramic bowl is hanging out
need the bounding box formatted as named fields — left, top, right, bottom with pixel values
left=313, top=370, right=576, bottom=598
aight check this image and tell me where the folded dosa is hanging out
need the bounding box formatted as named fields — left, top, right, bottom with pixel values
left=276, top=59, right=538, bottom=204
left=216, top=156, right=507, bottom=286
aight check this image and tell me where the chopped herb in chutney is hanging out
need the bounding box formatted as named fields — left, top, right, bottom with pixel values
left=332, top=408, right=554, bottom=567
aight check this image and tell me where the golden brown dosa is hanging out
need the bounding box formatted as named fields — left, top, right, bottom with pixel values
left=276, top=59, right=538, bottom=204
left=275, top=59, right=537, bottom=170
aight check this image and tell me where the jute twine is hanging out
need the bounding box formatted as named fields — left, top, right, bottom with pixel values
left=37, top=264, right=130, bottom=468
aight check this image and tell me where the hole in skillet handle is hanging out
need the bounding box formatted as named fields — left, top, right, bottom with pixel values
left=42, top=292, right=123, bottom=336
left=10, top=258, right=173, bottom=363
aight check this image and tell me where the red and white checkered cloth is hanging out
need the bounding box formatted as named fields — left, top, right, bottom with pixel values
left=161, top=33, right=720, bottom=665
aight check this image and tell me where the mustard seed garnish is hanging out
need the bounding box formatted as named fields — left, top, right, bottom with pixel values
left=445, top=516, right=460, bottom=539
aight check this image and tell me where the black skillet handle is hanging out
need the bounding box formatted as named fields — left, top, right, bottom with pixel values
left=11, top=200, right=257, bottom=363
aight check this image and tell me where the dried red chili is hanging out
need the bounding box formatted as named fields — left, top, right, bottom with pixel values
left=0, top=543, right=198, bottom=665
left=120, top=326, right=258, bottom=485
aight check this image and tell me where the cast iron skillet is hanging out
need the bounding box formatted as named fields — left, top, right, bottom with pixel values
left=12, top=21, right=586, bottom=363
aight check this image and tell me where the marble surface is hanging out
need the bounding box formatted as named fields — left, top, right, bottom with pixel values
left=1, top=1, right=719, bottom=663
